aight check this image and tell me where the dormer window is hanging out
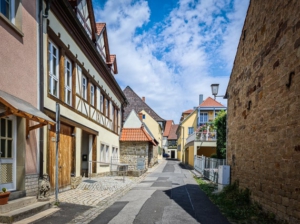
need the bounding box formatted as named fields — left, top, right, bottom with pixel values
left=76, top=0, right=92, bottom=39
left=97, top=32, right=106, bottom=61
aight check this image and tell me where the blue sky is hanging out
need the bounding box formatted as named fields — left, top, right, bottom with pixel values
left=92, top=0, right=250, bottom=123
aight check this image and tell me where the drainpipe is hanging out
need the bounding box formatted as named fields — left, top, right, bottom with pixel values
left=39, top=0, right=51, bottom=177
left=38, top=0, right=44, bottom=178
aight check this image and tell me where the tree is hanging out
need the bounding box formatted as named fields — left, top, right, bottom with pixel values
left=214, top=110, right=227, bottom=159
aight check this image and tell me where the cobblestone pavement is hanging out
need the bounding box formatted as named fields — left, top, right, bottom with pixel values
left=45, top=169, right=154, bottom=224
left=50, top=176, right=140, bottom=207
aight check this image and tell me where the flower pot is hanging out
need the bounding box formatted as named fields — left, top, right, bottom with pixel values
left=0, top=192, right=10, bottom=205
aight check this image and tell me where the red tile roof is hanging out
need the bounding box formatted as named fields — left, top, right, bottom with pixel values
left=110, top=55, right=116, bottom=64
left=199, top=97, right=225, bottom=107
left=168, top=124, right=178, bottom=140
left=120, top=127, right=157, bottom=146
left=96, top=23, right=105, bottom=35
left=163, top=120, right=173, bottom=137
left=183, top=109, right=193, bottom=114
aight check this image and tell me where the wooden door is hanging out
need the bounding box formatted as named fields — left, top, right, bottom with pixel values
left=48, top=123, right=73, bottom=190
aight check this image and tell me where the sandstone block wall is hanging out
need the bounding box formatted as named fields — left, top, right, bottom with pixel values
left=120, top=142, right=149, bottom=171
left=226, top=1, right=300, bottom=223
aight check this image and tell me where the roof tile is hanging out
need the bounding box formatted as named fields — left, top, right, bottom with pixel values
left=199, top=97, right=225, bottom=107
left=168, top=124, right=178, bottom=140
left=163, top=120, right=173, bottom=137
left=120, top=127, right=157, bottom=145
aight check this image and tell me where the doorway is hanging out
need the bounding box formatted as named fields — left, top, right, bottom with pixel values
left=171, top=150, right=175, bottom=159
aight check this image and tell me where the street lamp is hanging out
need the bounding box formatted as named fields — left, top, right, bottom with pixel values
left=211, top=84, right=224, bottom=99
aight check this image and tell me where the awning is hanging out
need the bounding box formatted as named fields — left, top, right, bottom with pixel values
left=0, top=90, right=55, bottom=137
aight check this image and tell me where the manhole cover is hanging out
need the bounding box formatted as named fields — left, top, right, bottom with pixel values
left=83, top=180, right=97, bottom=184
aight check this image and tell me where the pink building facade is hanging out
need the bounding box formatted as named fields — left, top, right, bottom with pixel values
left=0, top=0, right=53, bottom=198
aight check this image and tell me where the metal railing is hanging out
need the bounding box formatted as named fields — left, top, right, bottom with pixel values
left=186, top=131, right=217, bottom=144
left=194, top=155, right=226, bottom=183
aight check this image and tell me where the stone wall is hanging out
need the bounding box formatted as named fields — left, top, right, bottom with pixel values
left=120, top=141, right=149, bottom=171
left=148, top=145, right=158, bottom=167
left=25, top=174, right=39, bottom=196
left=226, top=1, right=300, bottom=223
left=71, top=176, right=82, bottom=189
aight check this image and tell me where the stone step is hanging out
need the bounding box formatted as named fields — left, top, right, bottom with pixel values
left=0, top=196, right=37, bottom=213
left=0, top=201, right=52, bottom=223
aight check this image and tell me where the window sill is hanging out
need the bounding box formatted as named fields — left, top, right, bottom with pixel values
left=0, top=13, right=23, bottom=37
left=99, top=162, right=109, bottom=166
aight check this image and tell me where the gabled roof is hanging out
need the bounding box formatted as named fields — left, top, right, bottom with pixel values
left=168, top=124, right=178, bottom=140
left=183, top=109, right=193, bottom=114
left=120, top=127, right=157, bottom=146
left=123, top=86, right=165, bottom=122
left=163, top=120, right=173, bottom=137
left=179, top=109, right=197, bottom=125
left=96, top=23, right=105, bottom=35
left=199, top=97, right=225, bottom=107
left=68, top=0, right=96, bottom=41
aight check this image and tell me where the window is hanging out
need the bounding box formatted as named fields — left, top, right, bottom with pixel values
left=105, top=99, right=109, bottom=117
left=199, top=112, right=208, bottom=126
left=82, top=75, right=87, bottom=100
left=65, top=57, right=72, bottom=105
left=97, top=33, right=106, bottom=61
left=188, top=127, right=194, bottom=135
left=90, top=85, right=94, bottom=106
left=111, top=104, right=114, bottom=122
left=0, top=118, right=13, bottom=158
left=0, top=0, right=14, bottom=23
left=100, top=144, right=105, bottom=162
left=106, top=145, right=109, bottom=162
left=99, top=93, right=103, bottom=113
left=48, top=41, right=59, bottom=97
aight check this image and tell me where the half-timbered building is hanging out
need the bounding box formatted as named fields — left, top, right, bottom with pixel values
left=42, top=0, right=127, bottom=191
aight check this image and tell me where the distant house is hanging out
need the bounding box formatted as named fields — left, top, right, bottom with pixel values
left=123, top=86, right=165, bottom=159
left=177, top=96, right=226, bottom=167
left=120, top=109, right=158, bottom=170
left=163, top=120, right=173, bottom=152
left=225, top=0, right=300, bottom=222
left=167, top=124, right=179, bottom=159
left=177, top=109, right=197, bottom=165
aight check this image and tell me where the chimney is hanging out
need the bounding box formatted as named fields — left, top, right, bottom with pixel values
left=199, top=94, right=203, bottom=105
left=138, top=112, right=143, bottom=121
left=142, top=97, right=145, bottom=102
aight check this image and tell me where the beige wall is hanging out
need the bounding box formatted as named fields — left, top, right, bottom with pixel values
left=177, top=110, right=197, bottom=163
left=0, top=1, right=39, bottom=174
left=140, top=110, right=162, bottom=147
left=43, top=8, right=122, bottom=178
left=226, top=1, right=300, bottom=222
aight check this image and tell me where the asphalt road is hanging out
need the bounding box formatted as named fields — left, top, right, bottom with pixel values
left=90, top=159, right=229, bottom=224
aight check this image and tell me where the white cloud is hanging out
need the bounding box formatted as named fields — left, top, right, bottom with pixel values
left=94, top=0, right=249, bottom=123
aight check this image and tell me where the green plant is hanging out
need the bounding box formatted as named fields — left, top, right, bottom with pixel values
left=1, top=188, right=7, bottom=193
left=195, top=178, right=286, bottom=223
left=213, top=110, right=227, bottom=159
left=210, top=153, right=218, bottom=158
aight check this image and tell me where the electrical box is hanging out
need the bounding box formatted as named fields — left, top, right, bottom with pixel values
left=218, top=165, right=230, bottom=185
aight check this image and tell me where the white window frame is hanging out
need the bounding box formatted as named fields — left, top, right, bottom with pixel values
left=0, top=0, right=15, bottom=24
left=82, top=75, right=87, bottom=100
left=90, top=85, right=94, bottom=106
left=100, top=93, right=103, bottom=113
left=199, top=112, right=208, bottom=126
left=100, top=144, right=105, bottom=162
left=105, top=145, right=109, bottom=163
left=105, top=99, right=109, bottom=117
left=64, top=57, right=72, bottom=105
left=48, top=41, right=59, bottom=98
left=97, top=33, right=106, bottom=61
